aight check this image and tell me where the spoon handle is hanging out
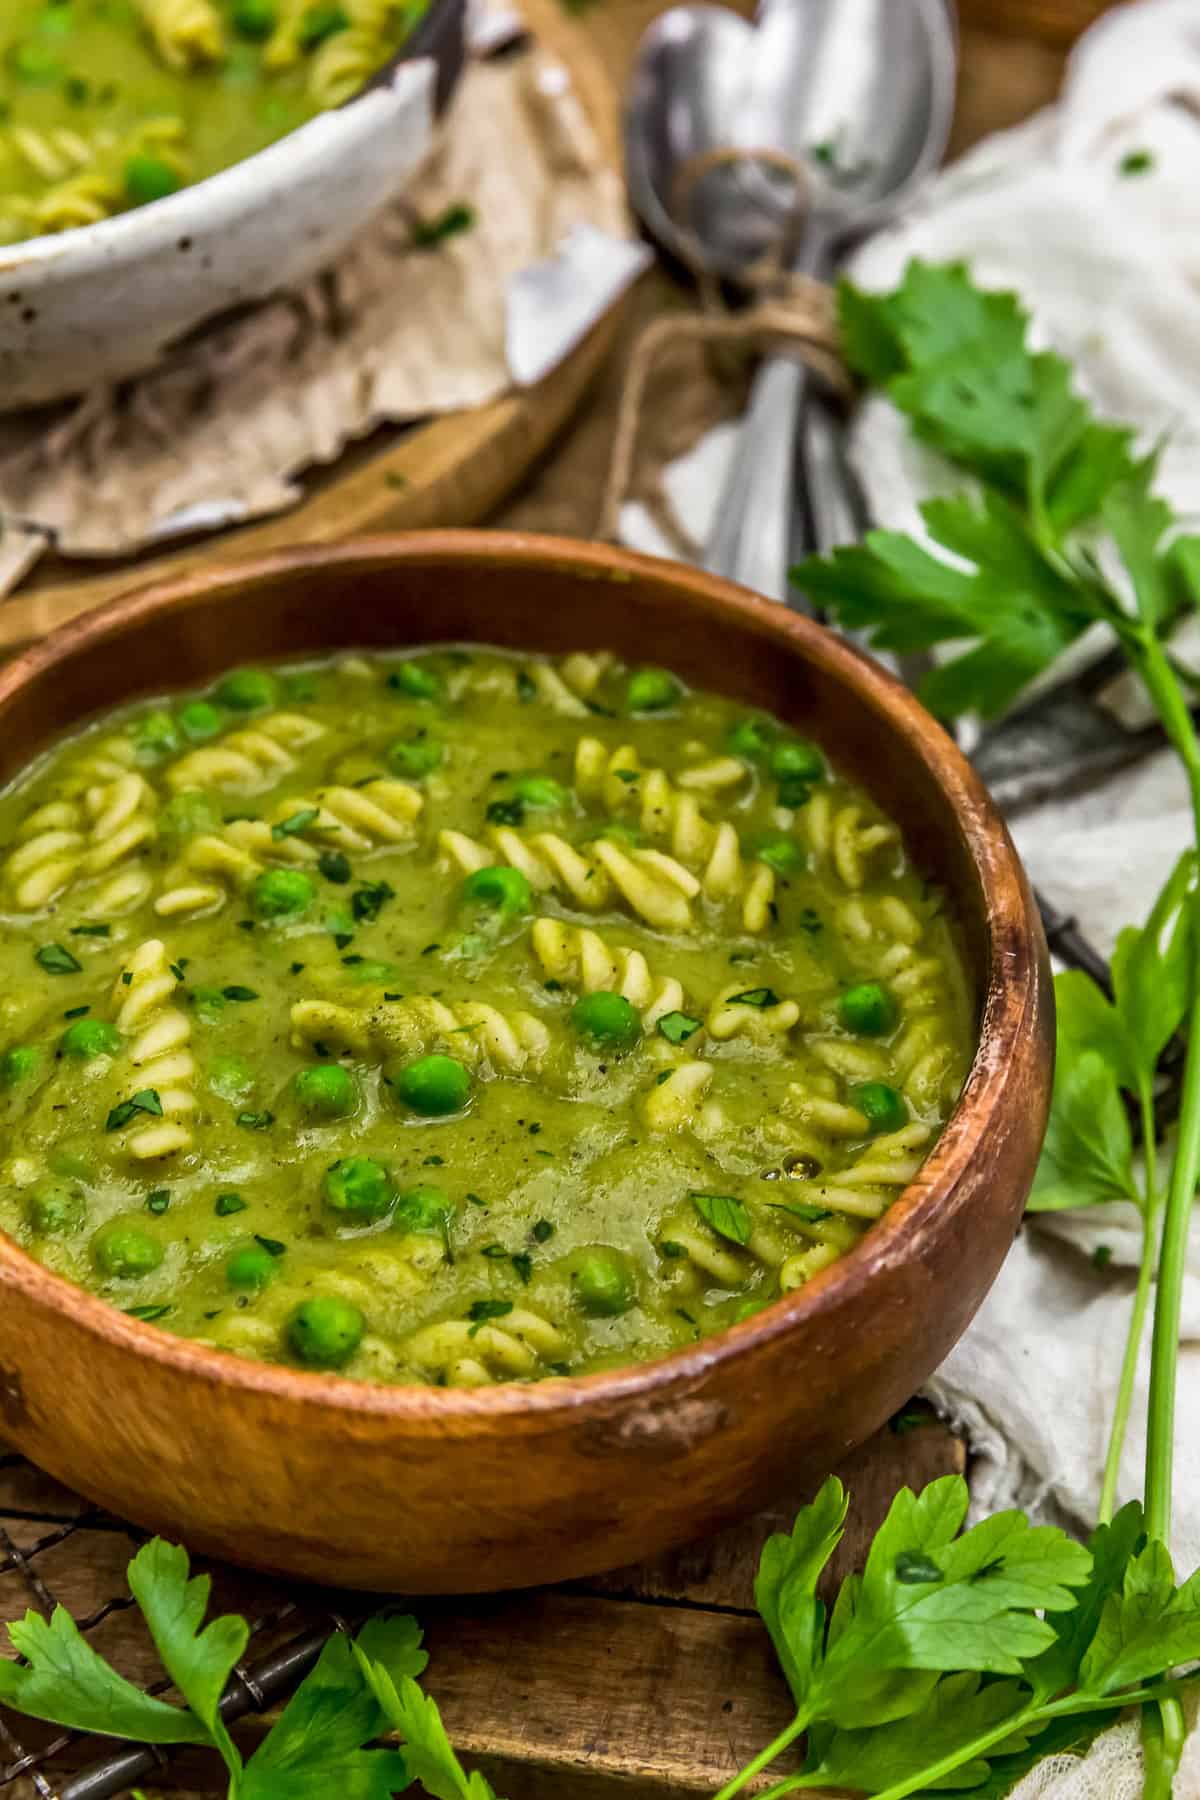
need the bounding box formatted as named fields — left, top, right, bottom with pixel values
left=700, top=237, right=830, bottom=606
left=702, top=354, right=812, bottom=604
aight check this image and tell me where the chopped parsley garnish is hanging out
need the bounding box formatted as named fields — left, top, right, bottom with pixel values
left=691, top=1191, right=751, bottom=1245
left=236, top=1110, right=274, bottom=1130
left=36, top=944, right=81, bottom=975
left=351, top=880, right=395, bottom=922
left=271, top=808, right=320, bottom=841
left=658, top=1010, right=702, bottom=1045
left=105, top=1089, right=164, bottom=1132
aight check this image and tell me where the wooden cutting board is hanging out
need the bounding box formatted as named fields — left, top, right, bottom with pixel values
left=0, top=0, right=624, bottom=658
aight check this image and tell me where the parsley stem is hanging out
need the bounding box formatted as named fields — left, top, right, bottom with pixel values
left=1097, top=1088, right=1160, bottom=1527
left=757, top=1684, right=1197, bottom=1800
left=710, top=1711, right=808, bottom=1800
left=1143, top=979, right=1200, bottom=1544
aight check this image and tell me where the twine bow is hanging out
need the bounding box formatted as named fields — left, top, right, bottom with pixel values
left=598, top=145, right=850, bottom=547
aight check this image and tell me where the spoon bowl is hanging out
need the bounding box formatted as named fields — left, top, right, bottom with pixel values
left=625, top=0, right=956, bottom=603
left=625, top=5, right=809, bottom=282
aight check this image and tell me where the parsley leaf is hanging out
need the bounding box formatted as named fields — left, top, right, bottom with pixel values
left=106, top=1089, right=164, bottom=1132
left=798, top=1671, right=1031, bottom=1794
left=691, top=1192, right=751, bottom=1246
left=35, top=943, right=82, bottom=975
left=353, top=1652, right=504, bottom=1800
left=126, top=1540, right=248, bottom=1783
left=657, top=1010, right=702, bottom=1044
left=241, top=1621, right=418, bottom=1800
left=0, top=1606, right=210, bottom=1745
left=1078, top=1538, right=1200, bottom=1695
left=1027, top=1042, right=1137, bottom=1213
left=272, top=808, right=320, bottom=842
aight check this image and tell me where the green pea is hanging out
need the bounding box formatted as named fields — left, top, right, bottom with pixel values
left=626, top=667, right=681, bottom=713
left=729, top=1295, right=769, bottom=1324
left=753, top=834, right=804, bottom=875
left=124, top=154, right=182, bottom=207
left=232, top=0, right=277, bottom=37
left=394, top=1183, right=449, bottom=1235
left=27, top=1186, right=85, bottom=1236
left=573, top=1245, right=636, bottom=1317
left=386, top=736, right=444, bottom=778
left=389, top=661, right=442, bottom=701
left=572, top=991, right=642, bottom=1052
left=178, top=700, right=223, bottom=743
left=839, top=982, right=898, bottom=1037
left=462, top=865, right=531, bottom=915
left=208, top=1053, right=255, bottom=1102
left=293, top=1063, right=357, bottom=1118
left=726, top=716, right=777, bottom=761
left=0, top=1046, right=38, bottom=1087
left=287, top=1295, right=365, bottom=1367
left=226, top=1245, right=277, bottom=1290
left=770, top=739, right=825, bottom=784
left=512, top=776, right=568, bottom=810
left=92, top=1223, right=164, bottom=1279
left=132, top=710, right=179, bottom=759
left=323, top=1156, right=395, bottom=1220
left=61, top=1018, right=121, bottom=1059
left=7, top=40, right=63, bottom=82
left=160, top=789, right=222, bottom=842
left=393, top=1054, right=472, bottom=1117
left=850, top=1081, right=908, bottom=1135
left=251, top=868, right=315, bottom=919
left=214, top=668, right=278, bottom=712
left=318, top=850, right=352, bottom=885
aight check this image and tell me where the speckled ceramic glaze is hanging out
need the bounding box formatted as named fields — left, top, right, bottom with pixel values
left=0, top=0, right=465, bottom=412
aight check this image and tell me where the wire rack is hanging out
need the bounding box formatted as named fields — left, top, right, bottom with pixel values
left=0, top=1465, right=367, bottom=1798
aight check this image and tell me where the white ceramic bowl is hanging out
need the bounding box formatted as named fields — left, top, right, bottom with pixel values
left=0, top=0, right=465, bottom=412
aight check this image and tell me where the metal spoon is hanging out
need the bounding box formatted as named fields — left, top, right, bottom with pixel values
left=626, top=0, right=956, bottom=602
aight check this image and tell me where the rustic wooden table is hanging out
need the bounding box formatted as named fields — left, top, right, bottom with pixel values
left=1, top=4, right=1099, bottom=1795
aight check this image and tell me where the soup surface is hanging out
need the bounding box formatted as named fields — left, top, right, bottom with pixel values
left=0, top=0, right=426, bottom=245
left=0, top=647, right=974, bottom=1386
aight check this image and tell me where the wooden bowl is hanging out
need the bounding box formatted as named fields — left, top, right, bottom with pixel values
left=0, top=534, right=1052, bottom=1593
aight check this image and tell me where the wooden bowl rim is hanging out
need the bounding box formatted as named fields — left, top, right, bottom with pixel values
left=0, top=532, right=1041, bottom=1425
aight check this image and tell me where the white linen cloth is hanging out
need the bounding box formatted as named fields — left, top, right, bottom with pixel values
left=619, top=0, right=1200, bottom=1601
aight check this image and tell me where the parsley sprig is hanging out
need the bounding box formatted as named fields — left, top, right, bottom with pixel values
left=777, top=259, right=1200, bottom=1797
left=0, top=1538, right=503, bottom=1800
left=714, top=1481, right=1200, bottom=1800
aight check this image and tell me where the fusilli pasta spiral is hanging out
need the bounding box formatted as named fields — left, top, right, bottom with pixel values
left=290, top=993, right=551, bottom=1076
left=398, top=1306, right=567, bottom=1385
left=530, top=918, right=685, bottom=1026
left=110, top=939, right=196, bottom=1159
left=136, top=0, right=224, bottom=69
left=438, top=826, right=696, bottom=932
left=166, top=712, right=326, bottom=795
left=574, top=738, right=775, bottom=932
left=3, top=772, right=157, bottom=914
